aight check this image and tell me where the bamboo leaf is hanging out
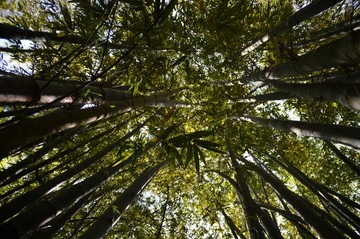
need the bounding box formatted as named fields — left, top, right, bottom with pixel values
left=168, top=148, right=176, bottom=167
left=185, top=143, right=193, bottom=168
left=129, top=82, right=140, bottom=95
left=82, top=89, right=91, bottom=98
left=59, top=2, right=73, bottom=31
left=197, top=147, right=206, bottom=166
left=168, top=135, right=187, bottom=147
left=112, top=205, right=120, bottom=214
left=173, top=147, right=183, bottom=166
left=194, top=144, right=200, bottom=175
left=171, top=55, right=187, bottom=67
left=193, top=139, right=221, bottom=148
left=159, top=124, right=178, bottom=139
left=201, top=146, right=226, bottom=154
left=158, top=0, right=178, bottom=25
left=187, top=130, right=213, bottom=139
left=121, top=0, right=143, bottom=7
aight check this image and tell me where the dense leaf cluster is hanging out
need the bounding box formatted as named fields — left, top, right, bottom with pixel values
left=0, top=0, right=359, bottom=238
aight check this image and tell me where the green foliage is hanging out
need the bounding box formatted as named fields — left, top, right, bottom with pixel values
left=0, top=0, right=359, bottom=238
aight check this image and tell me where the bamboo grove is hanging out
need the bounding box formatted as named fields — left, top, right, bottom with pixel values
left=0, top=0, right=359, bottom=238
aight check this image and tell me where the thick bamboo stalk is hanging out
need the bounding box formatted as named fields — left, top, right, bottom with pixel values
left=235, top=116, right=360, bottom=149
left=258, top=203, right=317, bottom=239
left=228, top=136, right=283, bottom=239
left=241, top=30, right=360, bottom=83
left=236, top=92, right=293, bottom=103
left=0, top=105, right=127, bottom=153
left=324, top=141, right=360, bottom=177
left=211, top=170, right=266, bottom=239
left=241, top=0, right=342, bottom=55
left=238, top=157, right=346, bottom=238
left=268, top=80, right=360, bottom=110
left=0, top=156, right=134, bottom=238
left=35, top=194, right=90, bottom=239
left=0, top=88, right=185, bottom=153
left=0, top=23, right=168, bottom=51
left=0, top=76, right=134, bottom=105
left=218, top=206, right=247, bottom=239
left=277, top=153, right=360, bottom=231
left=78, top=161, right=168, bottom=239
left=0, top=121, right=175, bottom=239
left=282, top=70, right=360, bottom=83
left=294, top=15, right=360, bottom=47
left=0, top=122, right=145, bottom=223
left=0, top=125, right=114, bottom=187
left=263, top=150, right=360, bottom=232
left=226, top=136, right=267, bottom=239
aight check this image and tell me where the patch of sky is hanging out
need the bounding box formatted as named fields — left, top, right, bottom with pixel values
left=139, top=125, right=154, bottom=140
left=254, top=102, right=300, bottom=121
left=0, top=9, right=12, bottom=18
left=80, top=103, right=96, bottom=109
left=0, top=39, right=33, bottom=74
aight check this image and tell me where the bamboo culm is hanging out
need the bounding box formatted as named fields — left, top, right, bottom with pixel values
left=0, top=121, right=147, bottom=224
left=240, top=30, right=360, bottom=83
left=235, top=115, right=360, bottom=149
left=78, top=161, right=168, bottom=239
left=241, top=0, right=342, bottom=55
